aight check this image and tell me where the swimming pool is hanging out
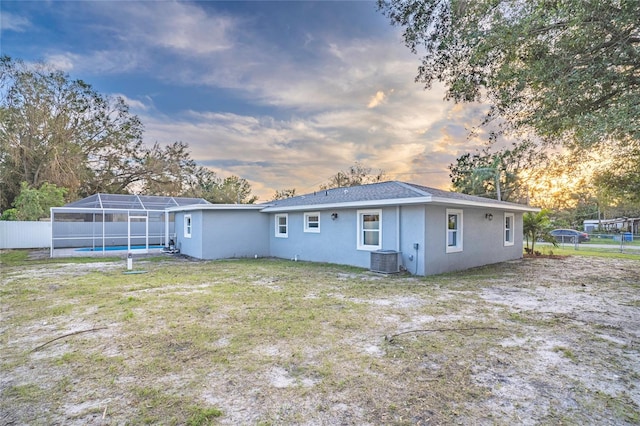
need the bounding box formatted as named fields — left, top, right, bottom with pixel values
left=75, top=245, right=165, bottom=252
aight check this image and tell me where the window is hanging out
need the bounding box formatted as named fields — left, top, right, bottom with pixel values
left=446, top=209, right=463, bottom=253
left=184, top=214, right=192, bottom=238
left=275, top=214, right=288, bottom=238
left=357, top=209, right=381, bottom=250
left=304, top=212, right=320, bottom=233
left=504, top=213, right=515, bottom=246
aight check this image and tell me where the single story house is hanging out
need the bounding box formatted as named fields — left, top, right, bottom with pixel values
left=584, top=217, right=639, bottom=235
left=167, top=181, right=538, bottom=276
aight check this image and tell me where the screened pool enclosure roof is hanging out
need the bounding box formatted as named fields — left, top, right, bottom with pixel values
left=50, top=194, right=210, bottom=256
left=63, top=194, right=210, bottom=211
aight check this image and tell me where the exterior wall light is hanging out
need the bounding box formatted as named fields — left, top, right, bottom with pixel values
left=331, top=213, right=338, bottom=220
left=485, top=213, right=493, bottom=221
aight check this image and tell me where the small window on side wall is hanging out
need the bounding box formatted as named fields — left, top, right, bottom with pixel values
left=184, top=214, right=192, bottom=238
left=275, top=214, right=288, bottom=238
left=304, top=212, right=320, bottom=233
left=446, top=209, right=463, bottom=253
left=504, top=213, right=515, bottom=246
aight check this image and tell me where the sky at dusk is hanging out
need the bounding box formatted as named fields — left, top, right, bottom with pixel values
left=1, top=0, right=494, bottom=201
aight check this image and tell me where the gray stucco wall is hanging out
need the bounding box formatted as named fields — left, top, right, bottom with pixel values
left=423, top=205, right=524, bottom=275
left=201, top=210, right=270, bottom=259
left=174, top=210, right=269, bottom=260
left=174, top=211, right=203, bottom=259
left=173, top=203, right=526, bottom=276
left=398, top=205, right=427, bottom=275
left=268, top=207, right=406, bottom=269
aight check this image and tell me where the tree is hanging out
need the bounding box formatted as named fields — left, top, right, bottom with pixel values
left=593, top=146, right=640, bottom=210
left=1, top=181, right=67, bottom=221
left=449, top=140, right=547, bottom=203
left=210, top=176, right=258, bottom=204
left=179, top=167, right=259, bottom=204
left=0, top=57, right=235, bottom=205
left=378, top=0, right=640, bottom=149
left=320, top=162, right=386, bottom=190
left=271, top=188, right=297, bottom=201
left=523, top=210, right=556, bottom=254
left=0, top=56, right=144, bottom=209
left=181, top=166, right=221, bottom=200
left=137, top=142, right=199, bottom=196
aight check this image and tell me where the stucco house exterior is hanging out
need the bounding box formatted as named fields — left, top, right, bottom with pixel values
left=167, top=181, right=538, bottom=276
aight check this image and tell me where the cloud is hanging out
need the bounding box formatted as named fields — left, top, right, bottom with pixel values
left=12, top=1, right=493, bottom=200
left=367, top=91, right=386, bottom=108
left=108, top=1, right=236, bottom=55
left=32, top=1, right=237, bottom=75
left=1, top=11, right=30, bottom=32
left=45, top=54, right=76, bottom=72
left=112, top=94, right=151, bottom=111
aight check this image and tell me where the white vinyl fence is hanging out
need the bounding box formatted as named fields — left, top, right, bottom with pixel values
left=0, top=221, right=51, bottom=249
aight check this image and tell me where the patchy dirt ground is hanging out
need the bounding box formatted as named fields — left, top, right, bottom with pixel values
left=1, top=254, right=639, bottom=425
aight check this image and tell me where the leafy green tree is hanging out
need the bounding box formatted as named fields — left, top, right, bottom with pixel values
left=523, top=210, right=556, bottom=254
left=0, top=208, right=18, bottom=221
left=320, top=162, right=386, bottom=190
left=378, top=0, right=640, bottom=148
left=2, top=181, right=67, bottom=221
left=449, top=140, right=547, bottom=203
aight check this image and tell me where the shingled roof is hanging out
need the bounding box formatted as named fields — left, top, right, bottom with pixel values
left=260, top=181, right=537, bottom=212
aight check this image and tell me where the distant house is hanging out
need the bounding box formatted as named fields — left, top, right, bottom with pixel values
left=167, top=181, right=538, bottom=276
left=584, top=217, right=640, bottom=234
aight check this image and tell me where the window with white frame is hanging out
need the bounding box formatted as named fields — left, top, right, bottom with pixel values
left=275, top=214, right=288, bottom=238
left=184, top=214, right=192, bottom=238
left=446, top=209, right=463, bottom=253
left=357, top=209, right=381, bottom=250
left=304, top=212, right=320, bottom=233
left=504, top=213, right=515, bottom=246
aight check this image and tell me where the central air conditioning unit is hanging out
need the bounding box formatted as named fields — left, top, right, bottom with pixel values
left=370, top=250, right=400, bottom=274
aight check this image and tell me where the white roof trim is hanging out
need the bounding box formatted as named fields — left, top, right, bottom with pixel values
left=166, top=204, right=266, bottom=213
left=428, top=197, right=539, bottom=212
left=162, top=196, right=539, bottom=214
left=260, top=197, right=432, bottom=212
left=260, top=196, right=539, bottom=213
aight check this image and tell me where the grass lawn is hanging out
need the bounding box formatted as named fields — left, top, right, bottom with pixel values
left=531, top=243, right=640, bottom=260
left=1, top=250, right=639, bottom=424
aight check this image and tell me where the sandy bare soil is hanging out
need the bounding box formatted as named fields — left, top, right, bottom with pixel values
left=1, top=254, right=639, bottom=425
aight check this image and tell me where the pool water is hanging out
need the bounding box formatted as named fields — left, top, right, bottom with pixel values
left=75, top=245, right=164, bottom=252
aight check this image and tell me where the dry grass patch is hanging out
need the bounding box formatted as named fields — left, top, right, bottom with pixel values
left=1, top=253, right=639, bottom=425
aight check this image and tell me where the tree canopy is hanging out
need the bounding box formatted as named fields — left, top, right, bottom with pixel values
left=181, top=168, right=258, bottom=204
left=319, top=162, right=386, bottom=190
left=0, top=181, right=66, bottom=221
left=448, top=139, right=548, bottom=203
left=271, top=188, right=297, bottom=201
left=0, top=56, right=145, bottom=208
left=0, top=56, right=258, bottom=210
left=378, top=0, right=640, bottom=148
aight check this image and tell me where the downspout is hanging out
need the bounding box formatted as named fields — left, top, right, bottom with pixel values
left=396, top=206, right=401, bottom=272
left=164, top=210, right=170, bottom=248
left=396, top=206, right=401, bottom=252
left=50, top=208, right=54, bottom=258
